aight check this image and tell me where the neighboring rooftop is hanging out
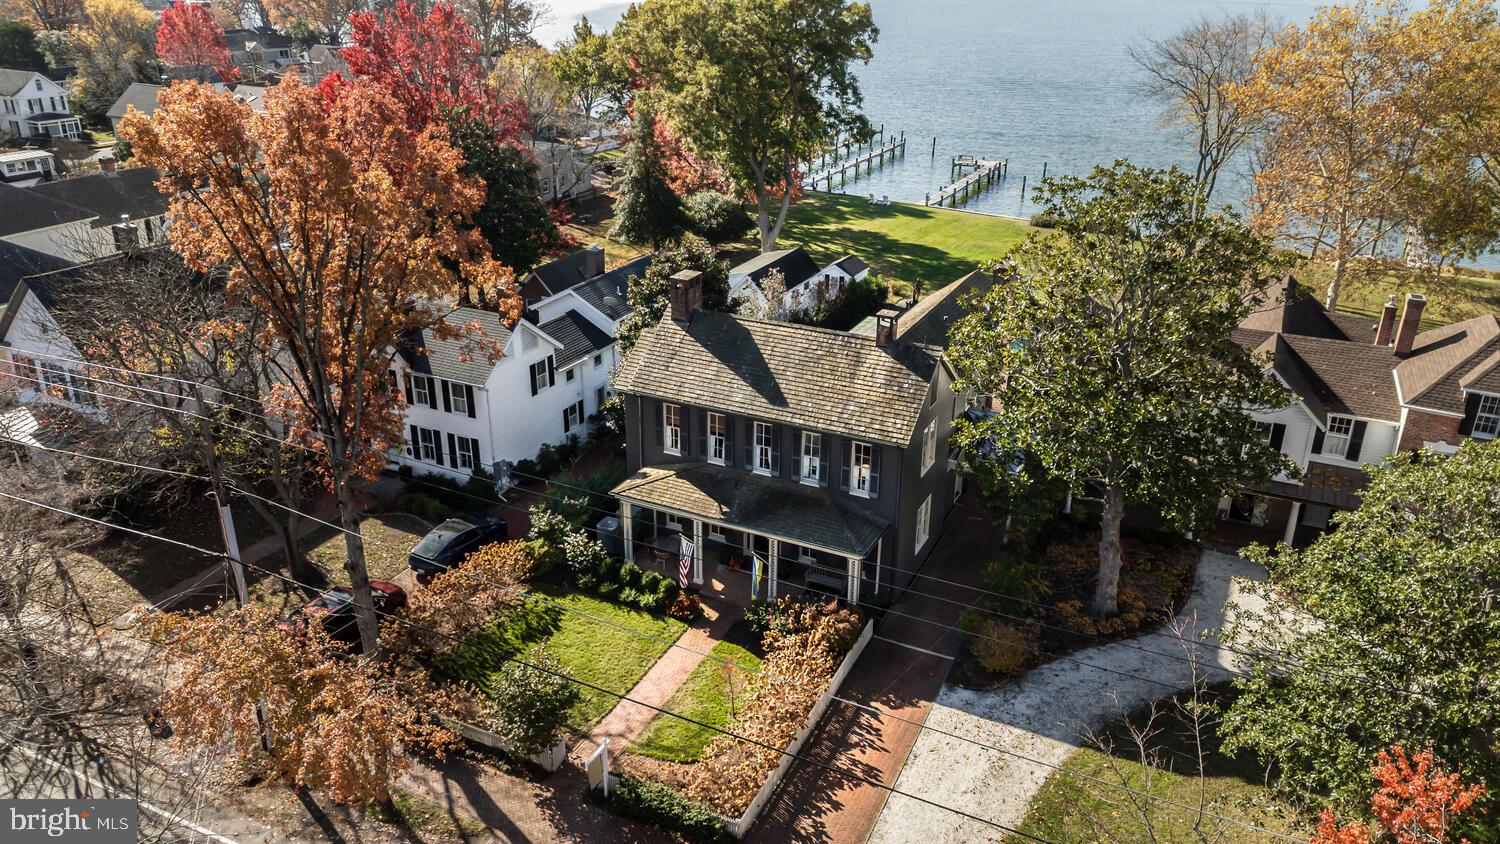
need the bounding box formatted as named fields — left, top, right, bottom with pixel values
left=0, top=241, right=72, bottom=303
left=523, top=246, right=606, bottom=302
left=29, top=168, right=168, bottom=229
left=615, top=309, right=939, bottom=446
left=0, top=68, right=42, bottom=97
left=572, top=254, right=649, bottom=322
left=893, top=269, right=993, bottom=348
left=538, top=309, right=612, bottom=368
left=0, top=182, right=93, bottom=237
left=401, top=308, right=515, bottom=385
left=835, top=255, right=870, bottom=277
left=730, top=246, right=820, bottom=288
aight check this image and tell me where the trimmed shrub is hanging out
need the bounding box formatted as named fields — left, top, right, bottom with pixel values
left=486, top=646, right=581, bottom=757
left=683, top=190, right=754, bottom=245
left=563, top=532, right=612, bottom=578
left=967, top=618, right=1035, bottom=677
left=1030, top=212, right=1058, bottom=228
left=607, top=776, right=731, bottom=844
left=398, top=492, right=451, bottom=522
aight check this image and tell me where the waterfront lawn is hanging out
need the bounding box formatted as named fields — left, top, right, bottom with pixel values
left=1010, top=686, right=1307, bottom=844
left=631, top=638, right=764, bottom=763
left=1312, top=265, right=1500, bottom=331
left=441, top=584, right=689, bottom=733
left=778, top=191, right=1035, bottom=298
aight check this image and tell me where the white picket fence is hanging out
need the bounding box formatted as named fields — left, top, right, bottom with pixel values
left=449, top=719, right=570, bottom=772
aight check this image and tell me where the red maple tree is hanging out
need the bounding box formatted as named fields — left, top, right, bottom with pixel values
left=1312, top=745, right=1488, bottom=844
left=155, top=2, right=238, bottom=83
left=340, top=0, right=523, bottom=137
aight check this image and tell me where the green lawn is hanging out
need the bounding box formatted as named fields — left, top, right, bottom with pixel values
left=631, top=639, right=764, bottom=763
left=1300, top=262, right=1500, bottom=331
left=441, top=585, right=688, bottom=733
left=778, top=191, right=1035, bottom=298
left=1010, top=687, right=1308, bottom=844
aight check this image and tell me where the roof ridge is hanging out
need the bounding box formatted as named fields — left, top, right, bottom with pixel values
left=725, top=311, right=876, bottom=344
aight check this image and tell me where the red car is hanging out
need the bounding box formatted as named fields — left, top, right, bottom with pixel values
left=295, top=581, right=407, bottom=651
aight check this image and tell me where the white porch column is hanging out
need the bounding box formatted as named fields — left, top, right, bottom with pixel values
left=873, top=538, right=882, bottom=596
left=691, top=519, right=704, bottom=585
left=621, top=500, right=634, bottom=563
left=1283, top=501, right=1302, bottom=547
left=1063, top=490, right=1073, bottom=514
left=846, top=555, right=860, bottom=603
left=766, top=537, right=779, bottom=602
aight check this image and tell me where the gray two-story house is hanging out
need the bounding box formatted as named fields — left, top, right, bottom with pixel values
left=610, top=268, right=981, bottom=604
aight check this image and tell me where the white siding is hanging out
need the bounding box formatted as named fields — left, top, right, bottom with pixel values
left=1, top=288, right=95, bottom=414
left=1249, top=403, right=1317, bottom=482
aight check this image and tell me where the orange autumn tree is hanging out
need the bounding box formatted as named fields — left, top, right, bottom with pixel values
left=121, top=78, right=518, bottom=654
left=1313, top=745, right=1488, bottom=844
left=143, top=606, right=470, bottom=805
left=156, top=1, right=238, bottom=82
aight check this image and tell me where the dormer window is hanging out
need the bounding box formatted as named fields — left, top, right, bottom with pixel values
left=663, top=403, right=682, bottom=455
left=1474, top=394, right=1500, bottom=439
left=753, top=421, right=774, bottom=474
left=707, top=412, right=727, bottom=465
left=1323, top=415, right=1354, bottom=458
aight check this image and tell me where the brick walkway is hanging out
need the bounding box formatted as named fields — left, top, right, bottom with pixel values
left=746, top=498, right=997, bottom=843
left=574, top=596, right=739, bottom=762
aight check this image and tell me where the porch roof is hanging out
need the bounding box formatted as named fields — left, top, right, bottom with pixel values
left=613, top=462, right=887, bottom=558
left=1248, top=461, right=1366, bottom=510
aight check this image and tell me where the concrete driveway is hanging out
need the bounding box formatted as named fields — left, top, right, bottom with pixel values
left=868, top=549, right=1270, bottom=843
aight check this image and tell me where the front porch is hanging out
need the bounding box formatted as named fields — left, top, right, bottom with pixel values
left=1214, top=461, right=1367, bottom=550
left=612, top=463, right=888, bottom=609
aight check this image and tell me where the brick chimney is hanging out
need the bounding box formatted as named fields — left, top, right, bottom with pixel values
left=1393, top=293, right=1426, bottom=357
left=100, top=156, right=116, bottom=173
left=874, top=307, right=900, bottom=348
left=1374, top=295, right=1399, bottom=346
left=669, top=269, right=703, bottom=323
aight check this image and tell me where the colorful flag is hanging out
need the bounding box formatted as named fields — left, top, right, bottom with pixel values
left=678, top=533, right=693, bottom=588
left=750, top=553, right=763, bottom=601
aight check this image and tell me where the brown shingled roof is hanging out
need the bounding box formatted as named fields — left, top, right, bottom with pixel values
left=615, top=310, right=937, bottom=447
left=1395, top=315, right=1500, bottom=413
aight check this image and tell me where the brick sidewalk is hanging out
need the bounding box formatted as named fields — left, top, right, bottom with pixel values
left=746, top=499, right=997, bottom=843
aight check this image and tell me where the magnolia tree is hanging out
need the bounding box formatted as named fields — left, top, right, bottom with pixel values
left=121, top=78, right=518, bottom=653
left=947, top=162, right=1292, bottom=617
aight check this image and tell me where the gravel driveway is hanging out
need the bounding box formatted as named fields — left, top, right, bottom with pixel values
left=868, top=549, right=1271, bottom=843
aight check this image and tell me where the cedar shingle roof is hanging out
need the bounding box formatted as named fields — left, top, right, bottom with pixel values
left=895, top=270, right=993, bottom=348
left=402, top=307, right=515, bottom=385
left=538, top=309, right=611, bottom=368
left=615, top=310, right=938, bottom=446
left=613, top=462, right=887, bottom=557
left=1394, top=315, right=1500, bottom=413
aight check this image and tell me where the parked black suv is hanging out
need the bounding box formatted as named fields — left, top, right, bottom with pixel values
left=408, top=513, right=508, bottom=575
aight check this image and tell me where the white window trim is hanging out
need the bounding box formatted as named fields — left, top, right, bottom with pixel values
left=416, top=427, right=438, bottom=462
left=456, top=436, right=478, bottom=470
left=915, top=494, right=932, bottom=552
left=1323, top=415, right=1354, bottom=459
left=707, top=523, right=725, bottom=541
left=530, top=359, right=551, bottom=395
left=800, top=430, right=821, bottom=485
left=663, top=403, right=682, bottom=456
left=753, top=421, right=774, bottom=475
left=921, top=419, right=937, bottom=473
left=707, top=412, right=727, bottom=466
left=664, top=512, right=684, bottom=531
left=1473, top=393, right=1500, bottom=440
left=850, top=440, right=874, bottom=498
left=412, top=375, right=432, bottom=407
left=448, top=381, right=468, bottom=415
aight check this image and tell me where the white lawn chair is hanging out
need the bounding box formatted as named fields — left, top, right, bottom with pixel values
left=867, top=193, right=876, bottom=203
left=880, top=195, right=891, bottom=206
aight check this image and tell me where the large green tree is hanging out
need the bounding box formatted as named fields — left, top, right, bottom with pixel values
left=1222, top=441, right=1500, bottom=819
left=948, top=162, right=1292, bottom=617
left=615, top=234, right=730, bottom=354
left=612, top=0, right=877, bottom=251
left=447, top=113, right=565, bottom=274
left=0, top=20, right=47, bottom=71
left=551, top=16, right=623, bottom=121
left=610, top=109, right=686, bottom=248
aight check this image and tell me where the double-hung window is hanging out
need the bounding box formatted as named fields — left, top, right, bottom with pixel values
left=921, top=420, right=937, bottom=473
left=455, top=436, right=480, bottom=470
left=800, top=431, right=821, bottom=483
left=1474, top=394, right=1500, bottom=439
left=753, top=421, right=774, bottom=474
left=915, top=494, right=932, bottom=552
left=411, top=375, right=432, bottom=407
left=564, top=400, right=585, bottom=433
left=416, top=427, right=439, bottom=462
left=663, top=403, right=682, bottom=455
left=448, top=381, right=468, bottom=416
left=707, top=412, right=727, bottom=465
left=529, top=358, right=552, bottom=395
left=850, top=441, right=874, bottom=497
left=1323, top=415, right=1354, bottom=458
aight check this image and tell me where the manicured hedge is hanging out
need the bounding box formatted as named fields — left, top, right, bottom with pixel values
left=606, top=776, right=731, bottom=844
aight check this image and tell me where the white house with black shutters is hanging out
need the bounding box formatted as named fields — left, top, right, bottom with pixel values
left=386, top=249, right=646, bottom=482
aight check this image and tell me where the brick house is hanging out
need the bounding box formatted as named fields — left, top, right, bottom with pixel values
left=1228, top=276, right=1500, bottom=545
left=610, top=269, right=986, bottom=604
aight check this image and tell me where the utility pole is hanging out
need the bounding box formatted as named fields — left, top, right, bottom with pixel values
left=207, top=459, right=270, bottom=751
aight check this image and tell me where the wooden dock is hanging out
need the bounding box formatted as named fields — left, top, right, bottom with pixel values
left=805, top=130, right=907, bottom=191
left=925, top=156, right=1007, bottom=207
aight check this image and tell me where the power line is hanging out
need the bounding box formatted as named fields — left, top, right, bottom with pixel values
left=0, top=485, right=1057, bottom=843
left=0, top=438, right=1313, bottom=842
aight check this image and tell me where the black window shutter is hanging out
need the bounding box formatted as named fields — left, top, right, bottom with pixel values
left=723, top=415, right=733, bottom=461
left=870, top=447, right=881, bottom=497
left=839, top=441, right=850, bottom=490
left=440, top=379, right=452, bottom=413
left=546, top=355, right=555, bottom=387
left=447, top=432, right=458, bottom=468
left=681, top=408, right=692, bottom=456
left=408, top=424, right=418, bottom=457
left=1458, top=393, right=1483, bottom=436
left=654, top=402, right=664, bottom=447
left=770, top=425, right=781, bottom=474
left=426, top=378, right=438, bottom=409
left=432, top=430, right=443, bottom=464
left=529, top=364, right=539, bottom=397
left=744, top=420, right=754, bottom=469
left=697, top=410, right=707, bottom=457
left=403, top=373, right=413, bottom=405
left=1345, top=420, right=1368, bottom=462
left=820, top=434, right=830, bottom=486
left=386, top=369, right=397, bottom=397
left=563, top=408, right=572, bottom=432
left=465, top=385, right=476, bottom=418
left=469, top=437, right=481, bottom=465
left=1311, top=428, right=1325, bottom=454
left=1269, top=423, right=1286, bottom=451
